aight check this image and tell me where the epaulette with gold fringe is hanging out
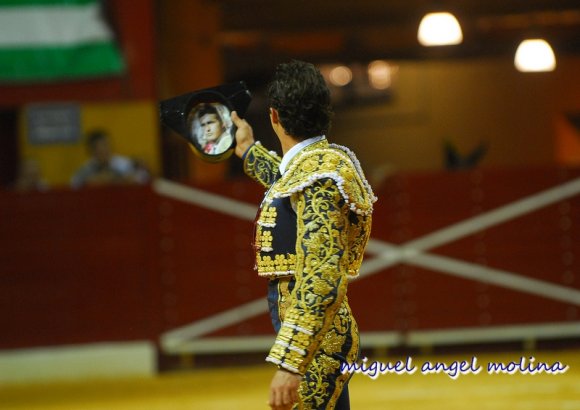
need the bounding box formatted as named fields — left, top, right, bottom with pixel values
left=270, top=144, right=377, bottom=216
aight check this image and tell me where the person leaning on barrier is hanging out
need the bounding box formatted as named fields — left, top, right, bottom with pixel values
left=71, top=130, right=149, bottom=188
left=232, top=60, right=377, bottom=410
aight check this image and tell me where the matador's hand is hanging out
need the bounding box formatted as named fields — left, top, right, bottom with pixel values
left=231, top=111, right=255, bottom=158
left=269, top=369, right=301, bottom=410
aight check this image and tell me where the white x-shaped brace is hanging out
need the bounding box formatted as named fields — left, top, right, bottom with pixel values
left=154, top=176, right=580, bottom=349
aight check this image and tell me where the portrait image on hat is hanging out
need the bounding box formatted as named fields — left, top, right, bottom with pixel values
left=188, top=102, right=234, bottom=156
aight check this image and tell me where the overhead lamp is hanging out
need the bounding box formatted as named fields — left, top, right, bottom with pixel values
left=514, top=38, right=556, bottom=72
left=367, top=60, right=396, bottom=90
left=418, top=12, right=463, bottom=46
left=328, top=65, right=353, bottom=87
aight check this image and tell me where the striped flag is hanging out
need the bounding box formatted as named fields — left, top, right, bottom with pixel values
left=0, top=0, right=125, bottom=83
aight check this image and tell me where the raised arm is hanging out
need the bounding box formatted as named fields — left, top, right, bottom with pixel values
left=243, top=142, right=281, bottom=188
left=232, top=111, right=281, bottom=188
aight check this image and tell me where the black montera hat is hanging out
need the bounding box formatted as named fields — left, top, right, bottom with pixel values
left=160, top=81, right=252, bottom=163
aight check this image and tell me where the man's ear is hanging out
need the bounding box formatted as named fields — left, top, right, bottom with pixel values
left=269, top=108, right=280, bottom=124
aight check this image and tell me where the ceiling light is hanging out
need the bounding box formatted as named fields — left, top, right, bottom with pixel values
left=367, top=60, right=396, bottom=90
left=329, top=65, right=353, bottom=87
left=514, top=38, right=556, bottom=72
left=418, top=12, right=463, bottom=46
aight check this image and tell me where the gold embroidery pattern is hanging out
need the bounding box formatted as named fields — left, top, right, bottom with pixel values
left=277, top=279, right=292, bottom=323
left=258, top=255, right=275, bottom=272
left=251, top=139, right=374, bottom=280
left=245, top=140, right=370, bottom=408
left=347, top=213, right=372, bottom=276
left=271, top=140, right=374, bottom=278
left=266, top=179, right=351, bottom=375
left=271, top=140, right=377, bottom=217
left=259, top=205, right=278, bottom=227
left=274, top=254, right=295, bottom=272
left=243, top=142, right=281, bottom=188
left=259, top=230, right=273, bottom=251
left=257, top=253, right=296, bottom=276
left=321, top=330, right=346, bottom=356
left=295, top=301, right=360, bottom=409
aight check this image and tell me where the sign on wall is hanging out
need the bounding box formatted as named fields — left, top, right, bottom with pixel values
left=26, top=103, right=81, bottom=145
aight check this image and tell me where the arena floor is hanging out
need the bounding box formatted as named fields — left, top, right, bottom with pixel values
left=2, top=349, right=579, bottom=410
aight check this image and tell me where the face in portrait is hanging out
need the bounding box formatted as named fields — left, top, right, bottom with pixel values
left=189, top=103, right=234, bottom=157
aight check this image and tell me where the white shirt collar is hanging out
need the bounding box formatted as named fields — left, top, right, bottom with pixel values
left=279, top=135, right=325, bottom=175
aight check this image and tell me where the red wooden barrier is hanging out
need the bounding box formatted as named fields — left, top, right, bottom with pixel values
left=1, top=166, right=578, bottom=350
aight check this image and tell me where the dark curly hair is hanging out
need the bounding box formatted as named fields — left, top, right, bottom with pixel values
left=267, top=60, right=333, bottom=140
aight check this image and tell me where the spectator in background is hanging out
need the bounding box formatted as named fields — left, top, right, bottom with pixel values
left=13, top=158, right=49, bottom=192
left=71, top=130, right=149, bottom=188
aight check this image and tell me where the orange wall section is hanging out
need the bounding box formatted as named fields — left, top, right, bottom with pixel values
left=330, top=57, right=580, bottom=175
left=555, top=115, right=580, bottom=166
left=157, top=0, right=228, bottom=184
left=551, top=57, right=580, bottom=167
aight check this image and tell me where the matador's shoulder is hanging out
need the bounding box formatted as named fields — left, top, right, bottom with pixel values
left=271, top=143, right=377, bottom=216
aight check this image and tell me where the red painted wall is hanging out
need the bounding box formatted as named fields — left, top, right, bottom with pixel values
left=0, top=167, right=578, bottom=350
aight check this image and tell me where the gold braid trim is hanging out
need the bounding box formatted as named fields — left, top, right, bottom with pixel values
left=243, top=141, right=281, bottom=188
left=266, top=178, right=350, bottom=375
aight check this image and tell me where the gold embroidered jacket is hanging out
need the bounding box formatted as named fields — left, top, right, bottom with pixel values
left=244, top=139, right=376, bottom=375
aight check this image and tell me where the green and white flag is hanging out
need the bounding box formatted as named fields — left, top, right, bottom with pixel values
left=0, top=0, right=125, bottom=82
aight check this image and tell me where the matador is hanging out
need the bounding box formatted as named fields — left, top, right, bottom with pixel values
left=232, top=60, right=376, bottom=410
